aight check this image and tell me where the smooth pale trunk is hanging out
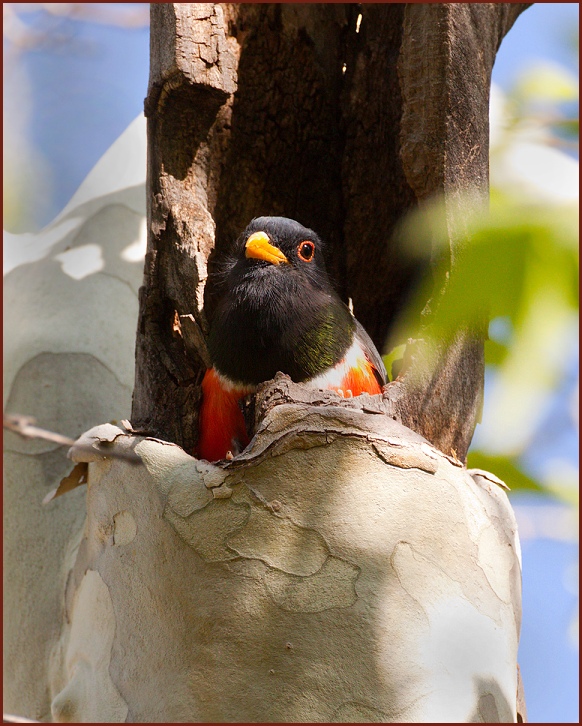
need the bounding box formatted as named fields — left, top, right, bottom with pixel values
left=47, top=409, right=521, bottom=723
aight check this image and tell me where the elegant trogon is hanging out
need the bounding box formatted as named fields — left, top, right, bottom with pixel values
left=197, top=216, right=387, bottom=462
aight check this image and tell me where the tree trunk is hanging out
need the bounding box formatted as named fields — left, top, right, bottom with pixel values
left=52, top=413, right=523, bottom=722
left=131, top=2, right=529, bottom=462
left=45, top=3, right=531, bottom=723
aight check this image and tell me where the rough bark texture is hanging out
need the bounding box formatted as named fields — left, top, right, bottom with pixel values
left=132, top=2, right=530, bottom=462
left=132, top=4, right=238, bottom=453
left=386, top=3, right=530, bottom=458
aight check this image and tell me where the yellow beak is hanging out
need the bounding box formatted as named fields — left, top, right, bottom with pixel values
left=245, top=231, right=289, bottom=265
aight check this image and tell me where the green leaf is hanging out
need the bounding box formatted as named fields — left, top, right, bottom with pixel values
left=551, top=118, right=579, bottom=140
left=513, top=61, right=579, bottom=104
left=484, top=338, right=509, bottom=366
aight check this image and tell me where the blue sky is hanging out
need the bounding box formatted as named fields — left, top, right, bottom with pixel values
left=488, top=8, right=579, bottom=722
left=4, top=4, right=579, bottom=722
left=493, top=2, right=579, bottom=88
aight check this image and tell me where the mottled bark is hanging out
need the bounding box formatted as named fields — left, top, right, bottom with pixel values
left=50, top=413, right=522, bottom=722
left=132, top=2, right=529, bottom=463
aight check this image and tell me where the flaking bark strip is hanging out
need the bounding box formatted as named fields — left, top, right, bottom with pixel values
left=225, top=427, right=343, bottom=466
left=43, top=462, right=89, bottom=504
left=226, top=425, right=437, bottom=472
left=252, top=372, right=391, bottom=427
left=195, top=461, right=228, bottom=488
left=469, top=468, right=510, bottom=491
left=68, top=424, right=138, bottom=463
left=372, top=442, right=438, bottom=474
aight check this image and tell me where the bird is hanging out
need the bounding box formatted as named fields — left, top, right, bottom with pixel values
left=196, top=216, right=387, bottom=462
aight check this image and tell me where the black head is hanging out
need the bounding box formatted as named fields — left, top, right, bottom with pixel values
left=234, top=216, right=330, bottom=289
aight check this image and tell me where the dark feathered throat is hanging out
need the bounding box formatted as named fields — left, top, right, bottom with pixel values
left=208, top=261, right=355, bottom=387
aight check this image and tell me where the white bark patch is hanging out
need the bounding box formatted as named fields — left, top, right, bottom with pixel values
left=51, top=570, right=128, bottom=723
left=476, top=524, right=515, bottom=604
left=418, top=596, right=516, bottom=722
left=54, top=244, right=104, bottom=280
left=385, top=542, right=517, bottom=722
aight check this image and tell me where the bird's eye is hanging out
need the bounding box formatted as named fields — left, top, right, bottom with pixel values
left=297, top=241, right=315, bottom=262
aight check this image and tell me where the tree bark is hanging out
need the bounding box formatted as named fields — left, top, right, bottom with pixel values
left=3, top=117, right=148, bottom=722
left=132, top=2, right=530, bottom=462
left=51, top=413, right=523, bottom=722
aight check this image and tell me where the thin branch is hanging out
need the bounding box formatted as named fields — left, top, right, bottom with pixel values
left=4, top=413, right=141, bottom=464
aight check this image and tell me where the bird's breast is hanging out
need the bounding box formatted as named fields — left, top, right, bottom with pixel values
left=208, top=281, right=353, bottom=387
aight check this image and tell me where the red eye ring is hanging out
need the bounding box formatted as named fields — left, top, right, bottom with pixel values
left=297, top=240, right=315, bottom=262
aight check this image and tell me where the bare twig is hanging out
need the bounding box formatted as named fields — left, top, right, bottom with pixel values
left=4, top=413, right=141, bottom=464
left=5, top=413, right=78, bottom=447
